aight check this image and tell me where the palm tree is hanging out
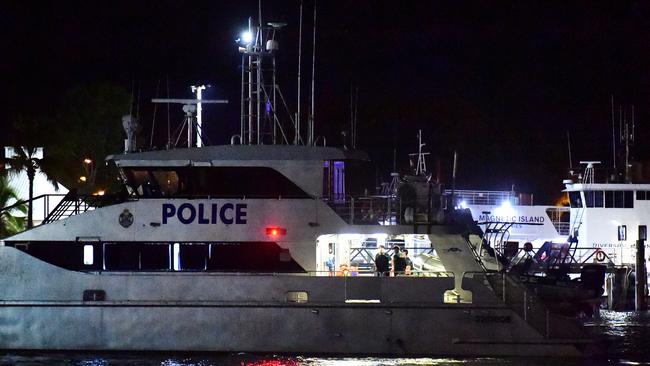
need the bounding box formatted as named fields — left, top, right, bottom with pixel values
left=4, top=146, right=58, bottom=229
left=0, top=175, right=26, bottom=238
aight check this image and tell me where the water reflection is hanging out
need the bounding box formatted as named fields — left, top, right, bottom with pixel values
left=3, top=311, right=650, bottom=366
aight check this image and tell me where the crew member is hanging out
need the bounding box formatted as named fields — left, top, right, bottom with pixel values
left=374, top=245, right=390, bottom=276
left=392, top=245, right=407, bottom=276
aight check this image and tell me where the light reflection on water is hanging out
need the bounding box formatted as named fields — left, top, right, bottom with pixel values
left=3, top=310, right=650, bottom=366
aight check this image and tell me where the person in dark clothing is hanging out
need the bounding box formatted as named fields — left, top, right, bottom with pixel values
left=403, top=249, right=413, bottom=275
left=392, top=245, right=407, bottom=276
left=374, top=245, right=390, bottom=276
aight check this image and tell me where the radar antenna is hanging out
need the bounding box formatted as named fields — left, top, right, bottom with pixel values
left=579, top=161, right=601, bottom=184
left=408, top=130, right=430, bottom=176
left=151, top=98, right=228, bottom=148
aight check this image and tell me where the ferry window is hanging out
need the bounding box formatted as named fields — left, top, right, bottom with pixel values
left=614, top=191, right=624, bottom=208
left=605, top=191, right=614, bottom=208
left=618, top=225, right=627, bottom=241
left=585, top=191, right=604, bottom=208
left=568, top=192, right=582, bottom=208
left=584, top=191, right=594, bottom=208
left=83, top=245, right=94, bottom=265
left=594, top=191, right=604, bottom=207
left=637, top=191, right=646, bottom=200
left=323, top=161, right=346, bottom=201
left=624, top=191, right=634, bottom=208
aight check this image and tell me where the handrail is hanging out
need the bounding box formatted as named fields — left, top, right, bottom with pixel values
left=463, top=271, right=557, bottom=338
left=0, top=194, right=66, bottom=214
left=80, top=269, right=455, bottom=277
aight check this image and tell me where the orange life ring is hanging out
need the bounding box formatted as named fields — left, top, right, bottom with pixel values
left=595, top=250, right=606, bottom=262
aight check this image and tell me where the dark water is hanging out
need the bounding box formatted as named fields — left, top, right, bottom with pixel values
left=2, top=310, right=649, bottom=366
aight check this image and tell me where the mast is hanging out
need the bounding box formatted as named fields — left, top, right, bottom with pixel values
left=238, top=11, right=286, bottom=145
left=309, top=0, right=317, bottom=146
left=611, top=95, right=616, bottom=171
left=296, top=0, right=303, bottom=145
left=567, top=130, right=573, bottom=173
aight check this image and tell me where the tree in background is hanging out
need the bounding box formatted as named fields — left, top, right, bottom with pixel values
left=3, top=145, right=59, bottom=229
left=4, top=116, right=60, bottom=229
left=53, top=82, right=131, bottom=192
left=4, top=82, right=131, bottom=213
left=0, top=175, right=27, bottom=238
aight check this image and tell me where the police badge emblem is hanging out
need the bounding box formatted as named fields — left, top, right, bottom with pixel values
left=119, top=209, right=134, bottom=228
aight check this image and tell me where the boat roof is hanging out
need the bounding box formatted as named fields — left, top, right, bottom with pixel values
left=107, top=145, right=369, bottom=167
left=564, top=183, right=650, bottom=192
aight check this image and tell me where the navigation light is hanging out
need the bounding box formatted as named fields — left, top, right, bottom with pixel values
left=266, top=227, right=287, bottom=237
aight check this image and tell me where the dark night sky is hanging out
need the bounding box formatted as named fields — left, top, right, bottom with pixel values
left=2, top=1, right=650, bottom=203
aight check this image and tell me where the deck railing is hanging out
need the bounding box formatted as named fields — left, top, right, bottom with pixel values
left=324, top=195, right=404, bottom=225
left=465, top=271, right=588, bottom=340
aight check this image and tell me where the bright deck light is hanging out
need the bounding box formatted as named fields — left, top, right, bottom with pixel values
left=241, top=30, right=253, bottom=44
left=494, top=200, right=515, bottom=217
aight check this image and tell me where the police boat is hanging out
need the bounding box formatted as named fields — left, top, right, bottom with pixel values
left=0, top=14, right=598, bottom=358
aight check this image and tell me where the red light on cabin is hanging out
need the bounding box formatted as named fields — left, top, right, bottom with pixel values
left=266, top=227, right=287, bottom=236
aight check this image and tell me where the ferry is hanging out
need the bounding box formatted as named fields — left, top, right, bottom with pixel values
left=0, top=12, right=598, bottom=357
left=457, top=161, right=649, bottom=270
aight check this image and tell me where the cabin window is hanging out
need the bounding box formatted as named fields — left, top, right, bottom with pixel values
left=83, top=245, right=94, bottom=265
left=604, top=191, right=634, bottom=208
left=173, top=243, right=180, bottom=270
left=124, top=167, right=309, bottom=198
left=151, top=170, right=180, bottom=196
left=637, top=190, right=650, bottom=200
left=624, top=191, right=634, bottom=208
left=104, top=243, right=140, bottom=270
left=585, top=191, right=604, bottom=208
left=614, top=191, right=625, bottom=208
left=323, top=161, right=346, bottom=202
left=207, top=242, right=304, bottom=272
left=104, top=243, right=170, bottom=271
left=139, top=244, right=171, bottom=270
left=594, top=191, right=604, bottom=207
left=568, top=192, right=582, bottom=208
left=605, top=191, right=614, bottom=208
left=618, top=225, right=627, bottom=241
left=584, top=191, right=593, bottom=207
left=179, top=244, right=208, bottom=270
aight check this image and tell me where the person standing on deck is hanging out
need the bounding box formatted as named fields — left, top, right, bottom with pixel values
left=403, top=249, right=413, bottom=275
left=325, top=248, right=335, bottom=276
left=374, top=245, right=390, bottom=276
left=392, top=245, right=407, bottom=276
